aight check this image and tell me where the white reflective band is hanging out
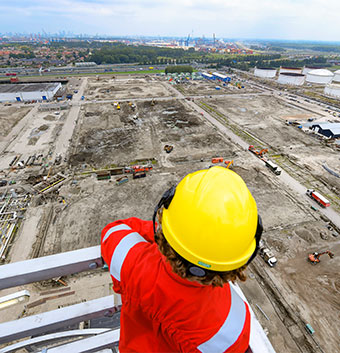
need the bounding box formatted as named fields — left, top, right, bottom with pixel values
left=110, top=232, right=147, bottom=281
left=103, top=224, right=131, bottom=242
left=198, top=285, right=246, bottom=353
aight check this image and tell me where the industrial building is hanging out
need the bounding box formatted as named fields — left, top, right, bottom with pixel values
left=306, top=69, right=334, bottom=85
left=332, top=69, right=340, bottom=83
left=324, top=83, right=340, bottom=98
left=254, top=67, right=277, bottom=78
left=279, top=67, right=302, bottom=74
left=277, top=73, right=305, bottom=86
left=0, top=83, right=61, bottom=102
left=212, top=72, right=231, bottom=82
left=201, top=72, right=214, bottom=80
left=311, top=122, right=340, bottom=138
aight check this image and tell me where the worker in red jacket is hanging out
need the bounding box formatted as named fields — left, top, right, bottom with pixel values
left=101, top=166, right=262, bottom=352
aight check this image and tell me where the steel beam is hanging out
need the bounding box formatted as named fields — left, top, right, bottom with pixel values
left=38, top=329, right=120, bottom=353
left=0, top=329, right=110, bottom=353
left=0, top=295, right=118, bottom=344
left=0, top=245, right=103, bottom=290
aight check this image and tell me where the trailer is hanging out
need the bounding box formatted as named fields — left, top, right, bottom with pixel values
left=306, top=189, right=330, bottom=208
left=265, top=160, right=281, bottom=175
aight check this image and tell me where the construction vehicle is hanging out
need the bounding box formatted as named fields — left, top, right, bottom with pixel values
left=260, top=248, right=277, bottom=267
left=151, top=99, right=155, bottom=106
left=212, top=157, right=223, bottom=164
left=306, top=189, right=330, bottom=208
left=133, top=171, right=146, bottom=179
left=308, top=251, right=334, bottom=265
left=116, top=176, right=128, bottom=186
left=265, top=160, right=281, bottom=175
left=164, top=145, right=173, bottom=153
left=224, top=160, right=234, bottom=169
left=248, top=145, right=268, bottom=158
left=128, top=102, right=136, bottom=111
left=117, top=104, right=120, bottom=110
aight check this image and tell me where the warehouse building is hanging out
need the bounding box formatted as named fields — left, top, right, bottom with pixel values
left=324, top=83, right=340, bottom=98
left=0, top=83, right=61, bottom=102
left=201, top=72, right=214, bottom=80
left=279, top=67, right=302, bottom=74
left=254, top=67, right=277, bottom=78
left=306, top=69, right=333, bottom=85
left=312, top=122, right=340, bottom=138
left=277, top=73, right=305, bottom=86
left=212, top=72, right=231, bottom=82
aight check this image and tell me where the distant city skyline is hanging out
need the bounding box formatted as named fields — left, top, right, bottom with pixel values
left=1, top=0, right=340, bottom=42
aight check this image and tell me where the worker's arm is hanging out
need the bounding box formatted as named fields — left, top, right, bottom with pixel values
left=101, top=217, right=154, bottom=292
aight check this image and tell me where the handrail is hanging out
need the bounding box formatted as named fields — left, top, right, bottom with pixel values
left=0, top=245, right=103, bottom=290
left=0, top=246, right=275, bottom=352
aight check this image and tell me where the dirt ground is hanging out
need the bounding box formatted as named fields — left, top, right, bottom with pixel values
left=176, top=78, right=261, bottom=96
left=0, top=105, right=32, bottom=140
left=207, top=95, right=340, bottom=210
left=84, top=76, right=173, bottom=100
left=1, top=74, right=340, bottom=353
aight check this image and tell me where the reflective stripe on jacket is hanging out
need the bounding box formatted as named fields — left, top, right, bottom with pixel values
left=101, top=217, right=251, bottom=353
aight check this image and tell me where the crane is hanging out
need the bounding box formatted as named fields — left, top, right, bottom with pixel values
left=308, top=251, right=334, bottom=265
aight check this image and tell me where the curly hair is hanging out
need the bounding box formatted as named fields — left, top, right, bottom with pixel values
left=155, top=208, right=247, bottom=287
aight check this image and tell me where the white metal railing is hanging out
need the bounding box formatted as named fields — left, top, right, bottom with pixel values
left=0, top=246, right=275, bottom=353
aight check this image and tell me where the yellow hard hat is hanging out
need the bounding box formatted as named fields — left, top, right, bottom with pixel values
left=161, top=166, right=259, bottom=272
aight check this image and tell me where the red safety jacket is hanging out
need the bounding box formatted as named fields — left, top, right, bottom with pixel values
left=101, top=217, right=251, bottom=353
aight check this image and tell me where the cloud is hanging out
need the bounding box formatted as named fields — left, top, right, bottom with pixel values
left=0, top=0, right=340, bottom=40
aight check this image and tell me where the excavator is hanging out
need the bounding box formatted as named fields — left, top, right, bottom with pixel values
left=308, top=251, right=334, bottom=265
left=248, top=145, right=268, bottom=157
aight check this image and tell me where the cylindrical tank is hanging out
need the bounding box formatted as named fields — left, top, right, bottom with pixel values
left=280, top=67, right=302, bottom=74
left=277, top=73, right=305, bottom=85
left=324, top=83, right=340, bottom=98
left=332, top=69, right=340, bottom=83
left=306, top=69, right=334, bottom=85
left=254, top=67, right=277, bottom=78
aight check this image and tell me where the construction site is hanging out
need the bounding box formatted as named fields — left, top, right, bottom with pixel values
left=0, top=72, right=340, bottom=353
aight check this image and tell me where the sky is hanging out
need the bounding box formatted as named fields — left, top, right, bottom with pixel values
left=0, top=0, right=340, bottom=41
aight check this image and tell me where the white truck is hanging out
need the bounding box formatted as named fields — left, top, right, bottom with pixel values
left=259, top=245, right=277, bottom=267
left=265, top=160, right=281, bottom=175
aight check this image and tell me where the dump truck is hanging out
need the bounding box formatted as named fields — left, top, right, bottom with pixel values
left=265, top=160, right=281, bottom=175
left=306, top=189, right=330, bottom=208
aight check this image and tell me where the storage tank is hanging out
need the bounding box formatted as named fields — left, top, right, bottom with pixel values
left=324, top=83, right=340, bottom=98
left=277, top=73, right=305, bottom=86
left=280, top=66, right=302, bottom=74
left=332, top=69, right=340, bottom=83
left=254, top=67, right=277, bottom=78
left=302, top=66, right=321, bottom=75
left=306, top=69, right=334, bottom=84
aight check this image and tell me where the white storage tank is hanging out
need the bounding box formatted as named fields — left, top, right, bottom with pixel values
left=254, top=67, right=277, bottom=78
left=277, top=73, right=305, bottom=86
left=324, top=83, right=340, bottom=98
left=280, top=66, right=302, bottom=74
left=302, top=66, right=321, bottom=75
left=332, top=69, right=340, bottom=83
left=306, top=69, right=334, bottom=85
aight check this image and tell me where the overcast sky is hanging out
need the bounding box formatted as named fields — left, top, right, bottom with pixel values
left=0, top=0, right=339, bottom=41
